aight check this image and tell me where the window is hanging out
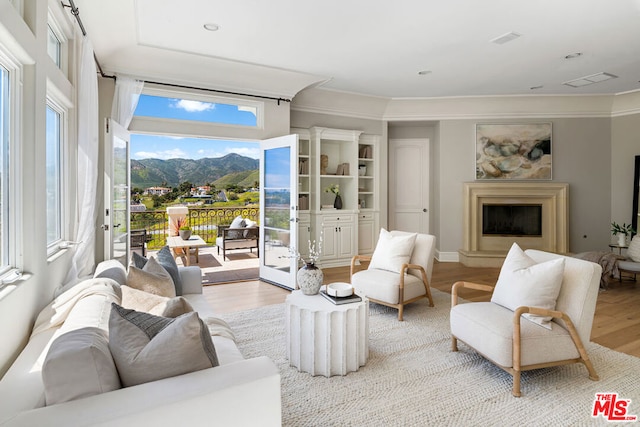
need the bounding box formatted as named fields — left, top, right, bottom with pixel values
left=0, top=64, right=9, bottom=271
left=134, top=93, right=261, bottom=127
left=46, top=102, right=63, bottom=249
left=47, top=25, right=61, bottom=67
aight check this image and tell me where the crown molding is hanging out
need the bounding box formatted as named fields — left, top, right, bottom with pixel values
left=293, top=87, right=640, bottom=120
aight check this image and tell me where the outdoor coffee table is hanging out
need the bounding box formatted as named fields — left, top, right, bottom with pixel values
left=166, top=235, right=208, bottom=266
left=285, top=289, right=369, bottom=377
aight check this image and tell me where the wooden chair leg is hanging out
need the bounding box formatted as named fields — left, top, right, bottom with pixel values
left=451, top=337, right=458, bottom=352
left=512, top=371, right=521, bottom=397
left=397, top=305, right=404, bottom=321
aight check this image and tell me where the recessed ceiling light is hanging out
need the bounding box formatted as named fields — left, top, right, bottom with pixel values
left=204, top=23, right=220, bottom=31
left=490, top=32, right=521, bottom=45
left=565, top=52, right=583, bottom=59
left=418, top=70, right=432, bottom=76
left=563, top=72, right=617, bottom=88
left=530, top=85, right=544, bottom=90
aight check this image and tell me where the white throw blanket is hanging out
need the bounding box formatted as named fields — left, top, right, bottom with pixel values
left=31, top=278, right=122, bottom=337
left=204, top=316, right=236, bottom=342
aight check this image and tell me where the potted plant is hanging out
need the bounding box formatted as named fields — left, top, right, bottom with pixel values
left=611, top=222, right=635, bottom=246
left=325, top=184, right=342, bottom=209
left=179, top=225, right=192, bottom=240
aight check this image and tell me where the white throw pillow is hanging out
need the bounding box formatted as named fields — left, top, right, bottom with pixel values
left=491, top=243, right=565, bottom=329
left=109, top=304, right=219, bottom=387
left=126, top=256, right=176, bottom=298
left=121, top=285, right=194, bottom=318
left=627, top=235, right=640, bottom=262
left=228, top=215, right=247, bottom=239
left=43, top=327, right=121, bottom=405
left=368, top=229, right=417, bottom=274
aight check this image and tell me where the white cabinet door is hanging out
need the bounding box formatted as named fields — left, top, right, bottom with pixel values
left=338, top=222, right=355, bottom=259
left=358, top=214, right=376, bottom=255
left=321, top=222, right=338, bottom=260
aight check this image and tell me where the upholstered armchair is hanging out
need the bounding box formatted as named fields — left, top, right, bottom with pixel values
left=350, top=229, right=436, bottom=321
left=450, top=245, right=601, bottom=397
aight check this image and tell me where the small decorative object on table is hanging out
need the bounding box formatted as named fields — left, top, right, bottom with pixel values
left=179, top=226, right=192, bottom=240
left=326, top=184, right=342, bottom=210
left=285, top=232, right=324, bottom=295
left=611, top=222, right=635, bottom=247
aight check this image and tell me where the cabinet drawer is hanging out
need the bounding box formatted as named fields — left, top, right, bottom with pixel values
left=321, top=214, right=354, bottom=224
left=358, top=213, right=374, bottom=221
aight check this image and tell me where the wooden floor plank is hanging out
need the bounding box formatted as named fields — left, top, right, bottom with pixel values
left=203, top=260, right=640, bottom=358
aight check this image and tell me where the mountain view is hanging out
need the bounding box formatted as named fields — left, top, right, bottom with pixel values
left=131, top=153, right=259, bottom=189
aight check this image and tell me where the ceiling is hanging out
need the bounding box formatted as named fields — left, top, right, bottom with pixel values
left=73, top=0, right=640, bottom=99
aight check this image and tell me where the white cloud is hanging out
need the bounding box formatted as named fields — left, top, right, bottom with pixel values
left=133, top=148, right=189, bottom=160
left=172, top=99, right=216, bottom=113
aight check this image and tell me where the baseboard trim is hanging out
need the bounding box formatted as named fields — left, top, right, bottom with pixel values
left=436, top=250, right=459, bottom=263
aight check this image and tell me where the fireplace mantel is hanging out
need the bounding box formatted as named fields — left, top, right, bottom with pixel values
left=459, top=182, right=569, bottom=267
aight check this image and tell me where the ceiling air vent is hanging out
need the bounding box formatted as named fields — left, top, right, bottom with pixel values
left=490, top=32, right=521, bottom=45
left=563, top=72, right=618, bottom=88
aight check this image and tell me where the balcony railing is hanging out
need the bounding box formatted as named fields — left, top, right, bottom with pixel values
left=131, top=206, right=259, bottom=250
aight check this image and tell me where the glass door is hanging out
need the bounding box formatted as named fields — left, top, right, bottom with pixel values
left=259, top=135, right=298, bottom=289
left=103, top=119, right=130, bottom=265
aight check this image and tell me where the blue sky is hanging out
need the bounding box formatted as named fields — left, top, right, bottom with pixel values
left=131, top=94, right=259, bottom=160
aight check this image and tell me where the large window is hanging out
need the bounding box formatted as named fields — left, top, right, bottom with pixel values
left=134, top=93, right=260, bottom=127
left=46, top=102, right=63, bottom=249
left=0, top=64, right=9, bottom=271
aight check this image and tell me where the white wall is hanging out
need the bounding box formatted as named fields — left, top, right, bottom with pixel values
left=0, top=0, right=79, bottom=376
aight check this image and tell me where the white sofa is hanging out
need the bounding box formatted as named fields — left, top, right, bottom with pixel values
left=0, top=260, right=281, bottom=426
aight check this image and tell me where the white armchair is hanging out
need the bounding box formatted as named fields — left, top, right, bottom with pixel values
left=450, top=247, right=601, bottom=397
left=350, top=230, right=436, bottom=321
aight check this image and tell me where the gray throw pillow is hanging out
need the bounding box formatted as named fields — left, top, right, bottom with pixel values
left=109, top=304, right=219, bottom=388
left=157, top=246, right=183, bottom=296
left=131, top=251, right=147, bottom=269
left=43, top=327, right=121, bottom=404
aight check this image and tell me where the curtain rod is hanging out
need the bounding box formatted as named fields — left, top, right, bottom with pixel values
left=61, top=0, right=291, bottom=105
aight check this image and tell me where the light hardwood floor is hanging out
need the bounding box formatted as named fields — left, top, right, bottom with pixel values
left=203, top=261, right=640, bottom=358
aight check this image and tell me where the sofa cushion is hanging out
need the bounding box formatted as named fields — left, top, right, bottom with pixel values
left=42, top=327, right=121, bottom=405
left=127, top=257, right=176, bottom=298
left=132, top=247, right=184, bottom=296
left=108, top=304, right=219, bottom=387
left=228, top=215, right=246, bottom=239
left=491, top=243, right=565, bottom=329
left=368, top=228, right=417, bottom=274
left=93, top=259, right=127, bottom=287
left=121, top=285, right=194, bottom=318
left=627, top=235, right=640, bottom=262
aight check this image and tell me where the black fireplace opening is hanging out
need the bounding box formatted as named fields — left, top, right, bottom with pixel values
left=482, top=204, right=542, bottom=236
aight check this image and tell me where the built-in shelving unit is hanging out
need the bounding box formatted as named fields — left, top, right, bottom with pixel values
left=291, top=127, right=381, bottom=265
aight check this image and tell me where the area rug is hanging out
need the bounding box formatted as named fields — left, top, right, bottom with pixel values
left=221, top=289, right=640, bottom=426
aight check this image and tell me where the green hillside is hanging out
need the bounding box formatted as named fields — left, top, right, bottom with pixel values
left=131, top=153, right=258, bottom=189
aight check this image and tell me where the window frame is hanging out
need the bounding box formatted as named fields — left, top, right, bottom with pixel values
left=46, top=10, right=69, bottom=75
left=0, top=47, right=22, bottom=277
left=136, top=87, right=265, bottom=130
left=45, top=97, right=67, bottom=255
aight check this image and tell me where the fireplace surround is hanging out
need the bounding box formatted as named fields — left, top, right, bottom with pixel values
left=459, top=182, right=569, bottom=267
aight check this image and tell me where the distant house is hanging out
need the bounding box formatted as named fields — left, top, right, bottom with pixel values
left=130, top=204, right=146, bottom=212
left=144, top=186, right=171, bottom=196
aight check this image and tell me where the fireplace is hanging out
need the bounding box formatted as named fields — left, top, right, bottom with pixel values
left=459, top=182, right=569, bottom=267
left=482, top=204, right=542, bottom=236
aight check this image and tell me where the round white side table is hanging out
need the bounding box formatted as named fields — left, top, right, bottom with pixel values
left=285, top=290, right=369, bottom=377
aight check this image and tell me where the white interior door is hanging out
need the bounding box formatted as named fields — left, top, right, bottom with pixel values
left=389, top=138, right=430, bottom=233
left=259, top=134, right=299, bottom=289
left=103, top=118, right=130, bottom=265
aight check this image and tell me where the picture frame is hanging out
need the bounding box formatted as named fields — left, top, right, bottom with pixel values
left=475, top=123, right=552, bottom=180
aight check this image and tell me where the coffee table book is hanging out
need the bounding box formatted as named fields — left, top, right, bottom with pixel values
left=320, top=290, right=362, bottom=305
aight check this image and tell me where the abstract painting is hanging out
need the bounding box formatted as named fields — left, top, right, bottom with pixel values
left=475, top=123, right=552, bottom=180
